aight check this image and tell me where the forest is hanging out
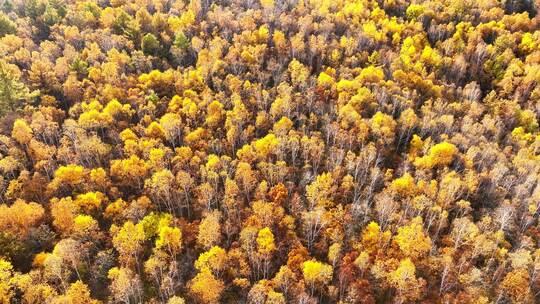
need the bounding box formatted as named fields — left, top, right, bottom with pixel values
left=0, top=0, right=540, bottom=303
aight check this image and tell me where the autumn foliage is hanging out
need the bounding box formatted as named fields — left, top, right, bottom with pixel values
left=0, top=0, right=540, bottom=303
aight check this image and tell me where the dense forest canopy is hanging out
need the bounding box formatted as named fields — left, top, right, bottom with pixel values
left=0, top=0, right=540, bottom=303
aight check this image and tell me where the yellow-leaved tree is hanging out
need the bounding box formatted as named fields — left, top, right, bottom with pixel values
left=393, top=217, right=432, bottom=260
left=302, top=259, right=333, bottom=295
left=388, top=258, right=425, bottom=302
left=197, top=210, right=222, bottom=249
left=189, top=268, right=225, bottom=303
left=415, top=141, right=458, bottom=169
